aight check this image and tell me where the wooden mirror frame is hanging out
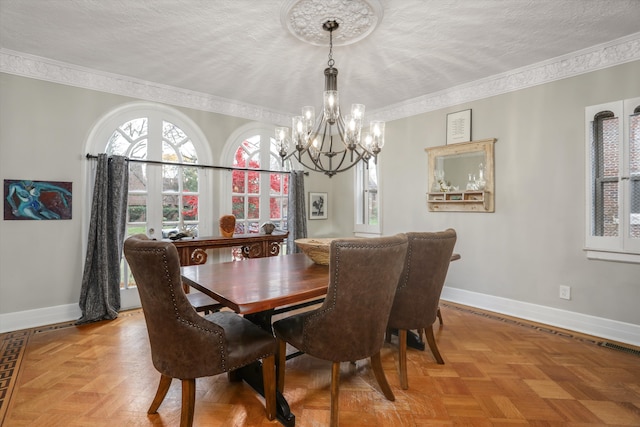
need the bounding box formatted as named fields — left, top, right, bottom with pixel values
left=425, top=138, right=497, bottom=212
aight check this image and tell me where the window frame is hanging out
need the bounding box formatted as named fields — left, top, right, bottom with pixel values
left=85, top=102, right=213, bottom=301
left=221, top=123, right=292, bottom=245
left=584, top=97, right=640, bottom=263
left=354, top=156, right=382, bottom=236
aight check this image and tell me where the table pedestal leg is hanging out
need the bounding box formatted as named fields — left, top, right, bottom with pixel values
left=242, top=310, right=296, bottom=426
left=235, top=362, right=295, bottom=427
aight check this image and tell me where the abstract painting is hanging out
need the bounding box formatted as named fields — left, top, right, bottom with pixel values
left=4, top=179, right=72, bottom=220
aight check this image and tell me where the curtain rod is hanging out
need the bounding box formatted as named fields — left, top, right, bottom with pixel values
left=85, top=153, right=307, bottom=175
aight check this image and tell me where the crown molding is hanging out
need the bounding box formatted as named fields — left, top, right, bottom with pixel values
left=0, top=48, right=290, bottom=125
left=369, top=32, right=640, bottom=122
left=2, top=32, right=639, bottom=124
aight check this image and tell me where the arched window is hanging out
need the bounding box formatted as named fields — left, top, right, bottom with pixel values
left=86, top=102, right=212, bottom=291
left=222, top=124, right=291, bottom=256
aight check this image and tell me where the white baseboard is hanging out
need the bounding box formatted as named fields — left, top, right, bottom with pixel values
left=0, top=304, right=82, bottom=333
left=441, top=286, right=640, bottom=347
left=0, top=296, right=142, bottom=334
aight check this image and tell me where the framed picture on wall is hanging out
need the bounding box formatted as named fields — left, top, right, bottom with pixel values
left=308, top=192, right=327, bottom=220
left=4, top=179, right=72, bottom=220
left=446, top=109, right=472, bottom=144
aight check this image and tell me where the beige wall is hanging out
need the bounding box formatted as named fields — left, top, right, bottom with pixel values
left=372, top=61, right=640, bottom=325
left=1, top=61, right=639, bottom=338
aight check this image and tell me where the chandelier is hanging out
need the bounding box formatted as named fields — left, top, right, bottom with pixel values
left=275, top=20, right=385, bottom=177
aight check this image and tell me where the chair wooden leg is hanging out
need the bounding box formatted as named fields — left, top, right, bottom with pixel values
left=398, top=329, right=409, bottom=390
left=262, top=354, right=276, bottom=420
left=425, top=325, right=444, bottom=364
left=276, top=338, right=287, bottom=393
left=437, top=307, right=443, bottom=325
left=148, top=374, right=172, bottom=414
left=370, top=352, right=395, bottom=401
left=181, top=378, right=196, bottom=427
left=330, top=361, right=341, bottom=427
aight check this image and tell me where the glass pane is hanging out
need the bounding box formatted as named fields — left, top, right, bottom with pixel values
left=180, top=141, right=198, bottom=164
left=161, top=141, right=176, bottom=163
left=248, top=170, right=260, bottom=194
left=235, top=222, right=246, bottom=234
left=601, top=181, right=619, bottom=237
left=367, top=160, right=378, bottom=225
left=121, top=118, right=148, bottom=139
left=591, top=114, right=619, bottom=237
left=234, top=146, right=250, bottom=168
left=182, top=195, right=198, bottom=221
left=107, top=131, right=131, bottom=155
left=163, top=194, right=180, bottom=222
left=163, top=120, right=187, bottom=146
left=129, top=162, right=147, bottom=191
left=127, top=224, right=145, bottom=237
left=630, top=111, right=640, bottom=238
left=128, top=194, right=147, bottom=222
left=163, top=164, right=180, bottom=192
left=366, top=192, right=378, bottom=225
left=130, top=140, right=147, bottom=160
left=232, top=196, right=245, bottom=219
left=602, top=118, right=619, bottom=178
left=183, top=167, right=198, bottom=192
left=269, top=173, right=279, bottom=195
left=248, top=221, right=259, bottom=234
left=270, top=197, right=281, bottom=219
left=232, top=170, right=245, bottom=193
left=248, top=196, right=259, bottom=219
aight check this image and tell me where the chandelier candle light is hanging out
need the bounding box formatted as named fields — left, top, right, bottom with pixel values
left=275, top=20, right=385, bottom=177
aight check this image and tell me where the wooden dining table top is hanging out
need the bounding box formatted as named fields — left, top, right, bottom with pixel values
left=181, top=252, right=461, bottom=316
left=180, top=253, right=330, bottom=315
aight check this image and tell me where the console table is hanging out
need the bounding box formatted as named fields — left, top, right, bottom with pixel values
left=170, top=232, right=289, bottom=266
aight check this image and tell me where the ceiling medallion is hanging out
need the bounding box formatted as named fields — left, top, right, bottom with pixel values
left=280, top=0, right=383, bottom=46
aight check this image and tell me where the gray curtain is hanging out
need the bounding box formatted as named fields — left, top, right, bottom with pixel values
left=287, top=170, right=307, bottom=253
left=77, top=154, right=129, bottom=324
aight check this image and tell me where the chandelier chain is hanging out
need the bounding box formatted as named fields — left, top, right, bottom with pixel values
left=327, top=26, right=335, bottom=68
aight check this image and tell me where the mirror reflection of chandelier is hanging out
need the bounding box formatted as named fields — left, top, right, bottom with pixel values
left=275, top=20, right=385, bottom=178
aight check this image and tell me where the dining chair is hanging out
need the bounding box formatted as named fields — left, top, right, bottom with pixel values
left=273, top=234, right=408, bottom=427
left=123, top=234, right=277, bottom=427
left=386, top=229, right=457, bottom=390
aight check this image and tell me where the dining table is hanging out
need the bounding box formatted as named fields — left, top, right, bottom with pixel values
left=180, top=251, right=460, bottom=426
left=181, top=253, right=327, bottom=426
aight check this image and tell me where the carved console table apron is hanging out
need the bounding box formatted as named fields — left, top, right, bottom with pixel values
left=171, top=232, right=289, bottom=293
left=170, top=232, right=289, bottom=266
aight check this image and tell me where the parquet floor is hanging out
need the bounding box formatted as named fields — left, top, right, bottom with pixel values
left=1, top=302, right=639, bottom=426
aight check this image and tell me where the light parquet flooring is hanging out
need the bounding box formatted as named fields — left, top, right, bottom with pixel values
left=1, top=303, right=639, bottom=426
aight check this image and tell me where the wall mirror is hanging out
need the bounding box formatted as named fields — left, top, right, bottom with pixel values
left=425, top=138, right=496, bottom=212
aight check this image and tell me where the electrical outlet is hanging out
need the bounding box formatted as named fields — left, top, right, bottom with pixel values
left=559, top=285, right=571, bottom=300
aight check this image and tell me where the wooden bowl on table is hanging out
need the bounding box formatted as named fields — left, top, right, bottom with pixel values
left=295, top=238, right=335, bottom=265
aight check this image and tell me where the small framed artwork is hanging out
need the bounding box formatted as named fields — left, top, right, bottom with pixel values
left=446, top=109, right=472, bottom=144
left=4, top=179, right=73, bottom=220
left=308, top=192, right=327, bottom=220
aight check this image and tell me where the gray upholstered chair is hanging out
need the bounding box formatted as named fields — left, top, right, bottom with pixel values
left=386, top=229, right=457, bottom=389
left=273, top=234, right=408, bottom=427
left=123, top=234, right=276, bottom=427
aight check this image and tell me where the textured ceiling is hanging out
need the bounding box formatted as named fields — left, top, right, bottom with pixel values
left=1, top=0, right=639, bottom=120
